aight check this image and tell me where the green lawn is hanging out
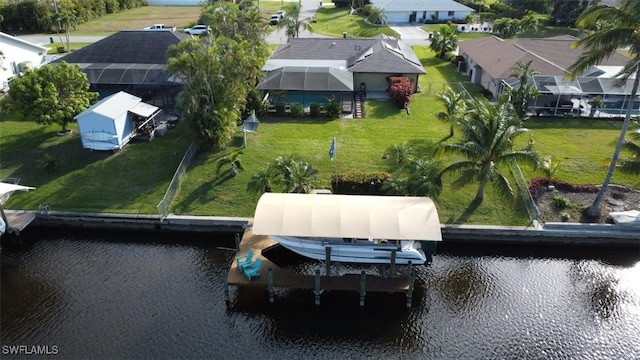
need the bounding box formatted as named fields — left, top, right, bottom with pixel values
left=311, top=6, right=398, bottom=38
left=3, top=8, right=638, bottom=225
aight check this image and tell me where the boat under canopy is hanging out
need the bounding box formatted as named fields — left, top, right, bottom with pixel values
left=252, top=193, right=442, bottom=241
left=251, top=193, right=442, bottom=264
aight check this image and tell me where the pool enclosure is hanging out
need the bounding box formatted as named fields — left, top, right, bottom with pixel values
left=502, top=71, right=640, bottom=118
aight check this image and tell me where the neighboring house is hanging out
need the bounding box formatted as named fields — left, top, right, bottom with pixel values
left=457, top=35, right=637, bottom=116
left=0, top=32, right=48, bottom=92
left=258, top=36, right=426, bottom=112
left=52, top=31, right=191, bottom=108
left=370, top=0, right=474, bottom=23
left=75, top=91, right=162, bottom=151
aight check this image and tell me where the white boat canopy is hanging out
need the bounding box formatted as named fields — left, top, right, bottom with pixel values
left=0, top=182, right=35, bottom=197
left=252, top=193, right=442, bottom=241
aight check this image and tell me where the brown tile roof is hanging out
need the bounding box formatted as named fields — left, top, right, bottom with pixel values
left=458, top=35, right=630, bottom=80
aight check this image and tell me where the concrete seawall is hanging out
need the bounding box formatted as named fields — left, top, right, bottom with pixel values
left=6, top=210, right=639, bottom=248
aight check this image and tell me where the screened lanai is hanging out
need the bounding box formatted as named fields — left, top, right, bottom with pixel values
left=503, top=74, right=640, bottom=118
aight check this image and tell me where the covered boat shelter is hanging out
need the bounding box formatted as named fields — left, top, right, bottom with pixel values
left=252, top=193, right=442, bottom=241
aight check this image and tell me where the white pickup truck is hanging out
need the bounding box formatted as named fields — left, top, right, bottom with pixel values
left=143, top=24, right=176, bottom=32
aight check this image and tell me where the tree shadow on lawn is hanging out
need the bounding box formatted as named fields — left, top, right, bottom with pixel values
left=1, top=124, right=111, bottom=186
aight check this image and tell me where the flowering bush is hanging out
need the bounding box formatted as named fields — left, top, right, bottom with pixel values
left=388, top=76, right=413, bottom=108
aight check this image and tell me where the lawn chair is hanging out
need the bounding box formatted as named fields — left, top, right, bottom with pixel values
left=236, top=250, right=254, bottom=271
left=243, top=258, right=262, bottom=280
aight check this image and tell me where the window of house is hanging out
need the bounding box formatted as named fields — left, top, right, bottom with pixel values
left=448, top=11, right=455, bottom=16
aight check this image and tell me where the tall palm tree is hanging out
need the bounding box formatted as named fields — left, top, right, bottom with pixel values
left=567, top=0, right=640, bottom=217
left=437, top=86, right=467, bottom=138
left=50, top=11, right=77, bottom=52
left=429, top=23, right=458, bottom=59
left=277, top=3, right=313, bottom=41
left=439, top=98, right=539, bottom=204
left=508, top=60, right=540, bottom=119
left=618, top=124, right=640, bottom=176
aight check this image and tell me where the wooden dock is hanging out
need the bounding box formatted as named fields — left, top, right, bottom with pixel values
left=3, top=210, right=37, bottom=235
left=227, top=229, right=414, bottom=296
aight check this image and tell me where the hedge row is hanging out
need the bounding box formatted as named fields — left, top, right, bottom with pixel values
left=0, top=0, right=146, bottom=32
left=330, top=170, right=391, bottom=195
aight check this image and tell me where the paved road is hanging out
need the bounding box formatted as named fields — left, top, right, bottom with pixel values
left=18, top=4, right=431, bottom=47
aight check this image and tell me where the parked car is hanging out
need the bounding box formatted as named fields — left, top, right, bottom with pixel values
left=143, top=24, right=176, bottom=32
left=276, top=10, right=286, bottom=19
left=269, top=15, right=280, bottom=25
left=184, top=25, right=211, bottom=35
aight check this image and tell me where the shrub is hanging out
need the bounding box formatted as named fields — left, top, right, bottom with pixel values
left=309, top=102, right=321, bottom=117
left=290, top=102, right=305, bottom=118
left=561, top=212, right=571, bottom=222
left=41, top=153, right=60, bottom=173
left=331, top=170, right=391, bottom=194
left=388, top=76, right=413, bottom=108
left=274, top=102, right=286, bottom=116
left=56, top=46, right=66, bottom=54
left=325, top=96, right=341, bottom=118
left=553, top=195, right=571, bottom=209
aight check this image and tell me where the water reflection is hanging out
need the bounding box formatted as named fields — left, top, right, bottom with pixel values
left=1, top=229, right=639, bottom=359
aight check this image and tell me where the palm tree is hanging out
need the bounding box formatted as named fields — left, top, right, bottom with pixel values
left=277, top=3, right=313, bottom=41
left=520, top=11, right=540, bottom=34
left=49, top=11, right=77, bottom=52
left=274, top=154, right=297, bottom=190
left=439, top=98, right=539, bottom=204
left=567, top=0, right=640, bottom=217
left=618, top=124, right=640, bottom=176
left=405, top=157, right=442, bottom=198
left=540, top=155, right=563, bottom=183
left=287, top=161, right=319, bottom=193
left=215, top=149, right=244, bottom=178
left=429, top=23, right=458, bottom=59
left=367, top=5, right=386, bottom=25
left=493, top=17, right=519, bottom=38
left=508, top=60, right=540, bottom=119
left=247, top=165, right=278, bottom=194
left=383, top=143, right=413, bottom=171
left=437, top=86, right=467, bottom=138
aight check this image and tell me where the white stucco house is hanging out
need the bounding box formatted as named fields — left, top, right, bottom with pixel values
left=0, top=32, right=48, bottom=92
left=370, top=0, right=474, bottom=23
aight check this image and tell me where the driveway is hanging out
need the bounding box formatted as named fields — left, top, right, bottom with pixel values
left=389, top=24, right=431, bottom=46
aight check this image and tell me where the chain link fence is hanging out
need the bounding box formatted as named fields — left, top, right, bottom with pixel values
left=157, top=143, right=197, bottom=220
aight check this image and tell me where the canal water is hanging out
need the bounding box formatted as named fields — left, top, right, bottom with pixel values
left=1, top=229, right=639, bottom=359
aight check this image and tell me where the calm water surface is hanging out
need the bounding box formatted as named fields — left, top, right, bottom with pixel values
left=1, top=230, right=639, bottom=359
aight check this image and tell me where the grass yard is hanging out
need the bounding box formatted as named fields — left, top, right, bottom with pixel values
left=71, top=6, right=203, bottom=35
left=0, top=113, right=192, bottom=214
left=311, top=6, right=398, bottom=39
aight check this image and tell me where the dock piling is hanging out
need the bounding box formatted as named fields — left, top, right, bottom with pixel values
left=224, top=276, right=230, bottom=305
left=325, top=247, right=332, bottom=276
left=234, top=233, right=240, bottom=251
left=268, top=267, right=275, bottom=303
left=390, top=249, right=396, bottom=278
left=314, top=269, right=322, bottom=305
left=359, top=270, right=366, bottom=307
left=406, top=272, right=415, bottom=309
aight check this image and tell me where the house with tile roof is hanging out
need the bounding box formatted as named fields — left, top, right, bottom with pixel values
left=370, top=0, right=474, bottom=23
left=0, top=32, right=48, bottom=93
left=52, top=31, right=191, bottom=108
left=457, top=35, right=638, bottom=116
left=258, top=36, right=426, bottom=114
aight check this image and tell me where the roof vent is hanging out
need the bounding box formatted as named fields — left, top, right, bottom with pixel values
left=331, top=41, right=336, bottom=47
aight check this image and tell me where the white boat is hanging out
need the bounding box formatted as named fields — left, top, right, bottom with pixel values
left=251, top=193, right=443, bottom=265
left=270, top=235, right=428, bottom=264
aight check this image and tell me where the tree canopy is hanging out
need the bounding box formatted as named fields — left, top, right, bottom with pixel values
left=8, top=61, right=98, bottom=132
left=167, top=0, right=269, bottom=152
left=567, top=0, right=640, bottom=217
